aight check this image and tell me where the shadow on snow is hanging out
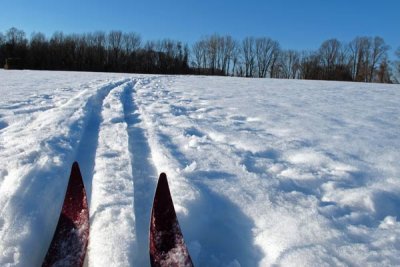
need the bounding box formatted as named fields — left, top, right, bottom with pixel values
left=181, top=173, right=264, bottom=267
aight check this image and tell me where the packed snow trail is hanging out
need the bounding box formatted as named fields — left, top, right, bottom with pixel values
left=122, top=81, right=158, bottom=267
left=88, top=80, right=136, bottom=266
left=0, top=71, right=131, bottom=266
left=1, top=70, right=400, bottom=266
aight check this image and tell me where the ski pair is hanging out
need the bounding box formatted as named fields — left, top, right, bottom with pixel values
left=42, top=162, right=193, bottom=267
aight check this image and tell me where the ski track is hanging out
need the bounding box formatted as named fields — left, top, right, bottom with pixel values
left=0, top=75, right=131, bottom=266
left=88, top=80, right=137, bottom=267
left=122, top=81, right=158, bottom=267
left=1, top=70, right=400, bottom=266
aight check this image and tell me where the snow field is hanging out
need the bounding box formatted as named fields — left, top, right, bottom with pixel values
left=1, top=70, right=400, bottom=266
left=134, top=76, right=400, bottom=266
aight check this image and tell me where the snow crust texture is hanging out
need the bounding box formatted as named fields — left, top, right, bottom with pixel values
left=0, top=70, right=399, bottom=266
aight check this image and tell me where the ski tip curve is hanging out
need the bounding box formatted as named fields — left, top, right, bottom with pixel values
left=159, top=172, right=167, bottom=180
left=71, top=161, right=83, bottom=184
left=157, top=173, right=169, bottom=191
left=72, top=161, right=80, bottom=170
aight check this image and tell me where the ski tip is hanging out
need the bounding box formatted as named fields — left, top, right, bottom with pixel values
left=159, top=172, right=167, bottom=181
left=156, top=173, right=168, bottom=192
left=72, top=161, right=80, bottom=169
left=71, top=161, right=82, bottom=176
left=157, top=173, right=169, bottom=191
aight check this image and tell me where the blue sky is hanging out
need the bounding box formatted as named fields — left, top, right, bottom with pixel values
left=1, top=0, right=399, bottom=53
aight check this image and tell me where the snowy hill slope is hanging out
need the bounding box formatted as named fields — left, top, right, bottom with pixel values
left=0, top=70, right=399, bottom=266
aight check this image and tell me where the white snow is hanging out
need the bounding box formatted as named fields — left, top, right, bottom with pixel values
left=0, top=70, right=399, bottom=266
left=88, top=81, right=136, bottom=266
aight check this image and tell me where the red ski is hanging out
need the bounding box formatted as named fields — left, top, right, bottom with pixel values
left=149, top=173, right=194, bottom=267
left=42, top=162, right=89, bottom=267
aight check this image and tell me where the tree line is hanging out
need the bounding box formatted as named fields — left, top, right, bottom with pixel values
left=192, top=34, right=397, bottom=83
left=1, top=27, right=399, bottom=83
left=0, top=27, right=190, bottom=74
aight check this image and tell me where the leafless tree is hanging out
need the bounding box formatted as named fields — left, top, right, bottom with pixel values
left=108, top=31, right=123, bottom=69
left=206, top=35, right=219, bottom=73
left=108, top=31, right=123, bottom=51
left=29, top=32, right=47, bottom=69
left=6, top=27, right=27, bottom=46
left=122, top=32, right=141, bottom=55
left=192, top=39, right=206, bottom=70
left=376, top=57, right=392, bottom=83
left=191, top=35, right=237, bottom=75
left=255, top=37, right=279, bottom=78
left=348, top=36, right=389, bottom=82
left=279, top=50, right=301, bottom=79
left=0, top=32, right=4, bottom=65
left=92, top=32, right=107, bottom=70
left=231, top=40, right=241, bottom=76
left=319, top=39, right=341, bottom=71
left=242, top=37, right=256, bottom=77
left=92, top=31, right=106, bottom=48
left=0, top=32, right=5, bottom=45
left=368, top=36, right=390, bottom=82
left=5, top=27, right=28, bottom=61
left=221, top=35, right=235, bottom=75
left=396, top=47, right=400, bottom=76
left=349, top=37, right=371, bottom=81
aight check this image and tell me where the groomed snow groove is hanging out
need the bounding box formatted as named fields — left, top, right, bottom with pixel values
left=0, top=77, right=129, bottom=266
left=122, top=80, right=158, bottom=267
left=88, top=80, right=136, bottom=267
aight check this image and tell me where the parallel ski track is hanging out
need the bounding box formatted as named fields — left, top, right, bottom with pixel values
left=0, top=78, right=130, bottom=266
left=88, top=80, right=136, bottom=266
left=88, top=77, right=159, bottom=266
left=0, top=76, right=182, bottom=267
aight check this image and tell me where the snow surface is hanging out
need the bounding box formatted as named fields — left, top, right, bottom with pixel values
left=0, top=70, right=399, bottom=267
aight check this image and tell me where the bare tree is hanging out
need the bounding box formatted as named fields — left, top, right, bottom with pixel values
left=368, top=36, right=390, bottom=82
left=122, top=32, right=141, bottom=55
left=0, top=32, right=5, bottom=45
left=108, top=31, right=123, bottom=51
left=349, top=37, right=371, bottom=81
left=279, top=50, right=300, bottom=79
left=206, top=35, right=219, bottom=74
left=319, top=39, right=341, bottom=71
left=298, top=51, right=321, bottom=80
left=5, top=27, right=28, bottom=61
left=396, top=47, right=400, bottom=76
left=231, top=40, right=241, bottom=76
left=242, top=37, right=256, bottom=77
left=376, top=57, right=392, bottom=83
left=29, top=32, right=48, bottom=69
left=192, top=40, right=206, bottom=71
left=192, top=35, right=236, bottom=75
left=92, top=32, right=107, bottom=71
left=348, top=36, right=389, bottom=82
left=255, top=37, right=279, bottom=78
left=6, top=27, right=27, bottom=46
left=108, top=31, right=123, bottom=69
left=221, top=35, right=235, bottom=75
left=0, top=32, right=4, bottom=64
